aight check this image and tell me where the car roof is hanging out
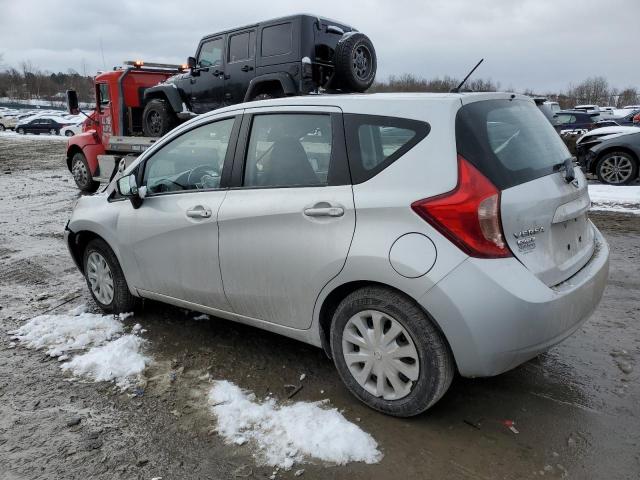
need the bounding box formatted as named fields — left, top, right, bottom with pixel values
left=201, top=92, right=530, bottom=117
left=200, top=13, right=353, bottom=40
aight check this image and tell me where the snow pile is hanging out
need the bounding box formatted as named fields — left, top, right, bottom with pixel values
left=208, top=380, right=382, bottom=469
left=589, top=184, right=640, bottom=214
left=10, top=305, right=148, bottom=387
left=0, top=131, right=68, bottom=141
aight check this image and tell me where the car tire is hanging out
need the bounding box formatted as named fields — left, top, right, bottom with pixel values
left=65, top=130, right=74, bottom=137
left=330, top=286, right=454, bottom=417
left=71, top=152, right=99, bottom=193
left=333, top=32, right=377, bottom=92
left=596, top=151, right=638, bottom=185
left=0, top=124, right=5, bottom=131
left=142, top=98, right=177, bottom=137
left=83, top=238, right=137, bottom=314
left=17, top=128, right=25, bottom=134
left=49, top=128, right=58, bottom=135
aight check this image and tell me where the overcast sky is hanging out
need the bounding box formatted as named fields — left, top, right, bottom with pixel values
left=0, top=0, right=638, bottom=92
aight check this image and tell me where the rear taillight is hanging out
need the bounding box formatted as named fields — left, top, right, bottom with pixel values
left=411, top=155, right=511, bottom=259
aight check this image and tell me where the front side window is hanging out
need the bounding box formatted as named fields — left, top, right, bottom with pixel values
left=198, top=38, right=224, bottom=67
left=98, top=83, right=109, bottom=106
left=344, top=114, right=430, bottom=184
left=554, top=114, right=575, bottom=125
left=261, top=23, right=292, bottom=57
left=228, top=30, right=256, bottom=62
left=143, top=118, right=235, bottom=194
left=243, top=114, right=332, bottom=188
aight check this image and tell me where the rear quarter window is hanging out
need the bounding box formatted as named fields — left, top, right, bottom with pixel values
left=456, top=99, right=571, bottom=190
left=261, top=23, right=292, bottom=57
left=344, top=114, right=430, bottom=184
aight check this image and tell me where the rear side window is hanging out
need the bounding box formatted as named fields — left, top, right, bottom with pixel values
left=456, top=99, right=571, bottom=190
left=344, top=114, right=430, bottom=184
left=261, top=23, right=292, bottom=57
left=228, top=30, right=256, bottom=62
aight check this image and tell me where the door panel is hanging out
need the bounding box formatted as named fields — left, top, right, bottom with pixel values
left=218, top=186, right=355, bottom=328
left=120, top=191, right=230, bottom=309
left=191, top=36, right=226, bottom=113
left=225, top=29, right=256, bottom=104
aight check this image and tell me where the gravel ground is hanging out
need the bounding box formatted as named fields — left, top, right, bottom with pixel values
left=0, top=133, right=638, bottom=479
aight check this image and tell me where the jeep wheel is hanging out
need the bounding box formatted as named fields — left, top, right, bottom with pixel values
left=71, top=152, right=99, bottom=193
left=334, top=32, right=377, bottom=92
left=142, top=99, right=177, bottom=137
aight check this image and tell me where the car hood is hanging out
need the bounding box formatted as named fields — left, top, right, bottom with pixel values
left=589, top=131, right=640, bottom=153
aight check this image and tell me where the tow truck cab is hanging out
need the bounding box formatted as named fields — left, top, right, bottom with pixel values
left=66, top=61, right=184, bottom=192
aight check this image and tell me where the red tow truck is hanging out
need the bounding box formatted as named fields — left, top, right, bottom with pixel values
left=66, top=61, right=185, bottom=191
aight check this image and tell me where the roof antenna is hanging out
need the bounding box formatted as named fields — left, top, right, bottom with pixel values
left=451, top=58, right=484, bottom=93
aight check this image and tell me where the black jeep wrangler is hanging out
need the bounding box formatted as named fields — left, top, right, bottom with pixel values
left=141, top=14, right=377, bottom=137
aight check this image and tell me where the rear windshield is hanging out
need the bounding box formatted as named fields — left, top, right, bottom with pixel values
left=456, top=99, right=571, bottom=190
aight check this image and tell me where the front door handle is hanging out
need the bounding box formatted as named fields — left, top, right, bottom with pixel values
left=240, top=65, right=254, bottom=72
left=303, top=205, right=344, bottom=217
left=186, top=206, right=212, bottom=219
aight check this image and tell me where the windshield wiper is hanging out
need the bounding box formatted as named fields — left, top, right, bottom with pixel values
left=553, top=157, right=576, bottom=183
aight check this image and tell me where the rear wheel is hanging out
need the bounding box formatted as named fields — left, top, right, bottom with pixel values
left=330, top=286, right=454, bottom=417
left=17, top=128, right=25, bottom=134
left=83, top=238, right=137, bottom=313
left=333, top=32, right=377, bottom=92
left=142, top=98, right=177, bottom=137
left=596, top=151, right=638, bottom=185
left=49, top=128, right=58, bottom=135
left=65, top=130, right=74, bottom=137
left=0, top=124, right=5, bottom=131
left=71, top=152, right=99, bottom=192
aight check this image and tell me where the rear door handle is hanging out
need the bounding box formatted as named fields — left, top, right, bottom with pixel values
left=240, top=65, right=254, bottom=72
left=186, top=206, right=212, bottom=219
left=303, top=205, right=344, bottom=217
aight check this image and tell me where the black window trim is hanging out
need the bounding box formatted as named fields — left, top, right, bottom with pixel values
left=133, top=114, right=242, bottom=199
left=343, top=114, right=431, bottom=184
left=228, top=111, right=351, bottom=190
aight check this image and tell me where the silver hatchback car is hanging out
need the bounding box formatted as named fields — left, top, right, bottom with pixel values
left=66, top=93, right=609, bottom=416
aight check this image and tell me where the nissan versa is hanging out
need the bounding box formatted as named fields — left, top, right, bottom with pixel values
left=65, top=93, right=609, bottom=416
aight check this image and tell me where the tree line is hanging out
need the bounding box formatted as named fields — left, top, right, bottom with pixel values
left=0, top=58, right=637, bottom=110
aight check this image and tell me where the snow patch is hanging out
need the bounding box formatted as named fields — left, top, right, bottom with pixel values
left=10, top=306, right=147, bottom=387
left=589, top=184, right=640, bottom=215
left=208, top=380, right=382, bottom=469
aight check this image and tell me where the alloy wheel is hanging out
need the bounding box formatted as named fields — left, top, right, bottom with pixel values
left=352, top=45, right=373, bottom=81
left=600, top=155, right=634, bottom=184
left=342, top=309, right=420, bottom=400
left=148, top=111, right=162, bottom=136
left=72, top=159, right=89, bottom=187
left=86, top=251, right=114, bottom=305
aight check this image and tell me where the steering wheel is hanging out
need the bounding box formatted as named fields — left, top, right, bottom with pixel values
left=187, top=165, right=219, bottom=189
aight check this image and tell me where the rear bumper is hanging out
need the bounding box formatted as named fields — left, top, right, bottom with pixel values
left=419, top=224, right=609, bottom=377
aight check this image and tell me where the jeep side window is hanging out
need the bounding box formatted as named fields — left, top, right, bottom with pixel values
left=261, top=23, right=292, bottom=57
left=228, top=30, right=256, bottom=63
left=198, top=38, right=224, bottom=68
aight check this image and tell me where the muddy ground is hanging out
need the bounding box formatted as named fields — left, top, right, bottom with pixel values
left=0, top=132, right=638, bottom=480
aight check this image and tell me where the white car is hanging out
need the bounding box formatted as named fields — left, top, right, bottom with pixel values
left=60, top=123, right=83, bottom=137
left=576, top=125, right=640, bottom=146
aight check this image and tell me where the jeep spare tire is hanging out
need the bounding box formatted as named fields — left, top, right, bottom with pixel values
left=333, top=32, right=377, bottom=92
left=142, top=98, right=177, bottom=137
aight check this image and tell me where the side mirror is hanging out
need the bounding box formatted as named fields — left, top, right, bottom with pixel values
left=117, top=173, right=138, bottom=196
left=66, top=90, right=79, bottom=115
left=187, top=56, right=197, bottom=69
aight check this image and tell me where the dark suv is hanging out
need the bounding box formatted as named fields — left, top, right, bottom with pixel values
left=142, top=14, right=377, bottom=137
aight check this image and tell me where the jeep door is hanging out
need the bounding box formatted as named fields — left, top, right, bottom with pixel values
left=117, top=115, right=240, bottom=309
left=225, top=29, right=257, bottom=104
left=190, top=37, right=226, bottom=114
left=217, top=107, right=355, bottom=329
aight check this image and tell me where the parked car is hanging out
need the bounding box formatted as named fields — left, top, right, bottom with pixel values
left=65, top=92, right=609, bottom=416
left=15, top=117, right=72, bottom=135
left=575, top=126, right=640, bottom=164
left=533, top=98, right=560, bottom=122
left=141, top=14, right=377, bottom=137
left=0, top=114, right=18, bottom=131
left=602, top=109, right=640, bottom=127
left=60, top=122, right=83, bottom=137
left=552, top=110, right=600, bottom=132
left=582, top=130, right=640, bottom=185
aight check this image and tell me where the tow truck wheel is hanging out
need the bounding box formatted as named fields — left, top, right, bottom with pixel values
left=72, top=152, right=99, bottom=193
left=142, top=98, right=177, bottom=137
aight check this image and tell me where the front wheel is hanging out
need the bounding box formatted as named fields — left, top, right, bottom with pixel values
left=596, top=151, right=638, bottom=185
left=17, top=128, right=25, bottom=134
left=65, top=130, right=74, bottom=137
left=0, top=124, right=5, bottom=131
left=83, top=238, right=137, bottom=313
left=142, top=98, right=177, bottom=137
left=330, top=286, right=454, bottom=417
left=71, top=152, right=99, bottom=192
left=49, top=128, right=58, bottom=135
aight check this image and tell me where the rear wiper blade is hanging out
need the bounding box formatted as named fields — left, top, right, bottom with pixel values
left=553, top=157, right=576, bottom=183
